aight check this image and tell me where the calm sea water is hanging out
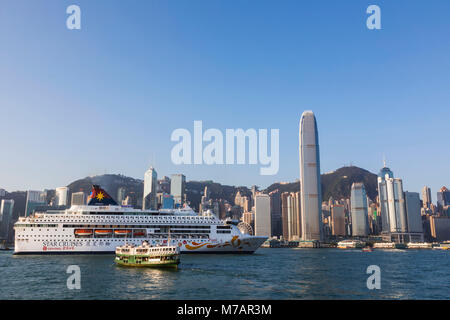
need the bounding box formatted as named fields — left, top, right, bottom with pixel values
left=0, top=248, right=449, bottom=299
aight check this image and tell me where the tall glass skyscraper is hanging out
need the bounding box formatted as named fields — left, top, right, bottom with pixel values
left=170, top=174, right=186, bottom=207
left=421, top=186, right=432, bottom=209
left=350, top=183, right=369, bottom=236
left=437, top=186, right=450, bottom=214
left=404, top=191, right=423, bottom=234
left=377, top=164, right=395, bottom=233
left=378, top=165, right=408, bottom=234
left=55, top=187, right=69, bottom=206
left=143, top=167, right=157, bottom=210
left=0, top=199, right=14, bottom=241
left=254, top=194, right=271, bottom=237
left=299, top=111, right=322, bottom=241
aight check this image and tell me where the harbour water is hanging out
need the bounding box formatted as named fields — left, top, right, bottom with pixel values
left=1, top=248, right=449, bottom=299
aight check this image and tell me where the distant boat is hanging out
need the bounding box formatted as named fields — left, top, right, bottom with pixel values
left=406, top=242, right=433, bottom=249
left=362, top=246, right=373, bottom=252
left=373, top=242, right=406, bottom=249
left=337, top=240, right=365, bottom=249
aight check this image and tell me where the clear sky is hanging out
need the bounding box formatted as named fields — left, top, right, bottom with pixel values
left=0, top=0, right=449, bottom=200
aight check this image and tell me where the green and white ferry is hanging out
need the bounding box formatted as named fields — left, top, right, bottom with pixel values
left=115, top=241, right=180, bottom=268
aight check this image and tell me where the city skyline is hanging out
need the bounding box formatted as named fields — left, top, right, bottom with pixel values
left=1, top=1, right=450, bottom=196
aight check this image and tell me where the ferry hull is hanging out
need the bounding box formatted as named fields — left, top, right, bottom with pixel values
left=115, top=261, right=179, bottom=268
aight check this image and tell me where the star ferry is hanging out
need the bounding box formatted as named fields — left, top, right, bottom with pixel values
left=14, top=185, right=267, bottom=255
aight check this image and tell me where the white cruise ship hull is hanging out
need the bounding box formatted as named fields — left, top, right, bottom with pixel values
left=14, top=235, right=267, bottom=255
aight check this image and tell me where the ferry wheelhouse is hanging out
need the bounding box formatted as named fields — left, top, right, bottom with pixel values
left=14, top=185, right=267, bottom=255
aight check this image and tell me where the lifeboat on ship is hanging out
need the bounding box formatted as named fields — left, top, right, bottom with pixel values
left=95, top=229, right=113, bottom=236
left=74, top=229, right=93, bottom=236
left=133, top=230, right=146, bottom=237
left=114, top=229, right=132, bottom=236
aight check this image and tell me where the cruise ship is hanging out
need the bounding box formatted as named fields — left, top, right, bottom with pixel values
left=14, top=185, right=267, bottom=255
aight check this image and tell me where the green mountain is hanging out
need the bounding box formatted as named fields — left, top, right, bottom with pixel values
left=265, top=166, right=378, bottom=201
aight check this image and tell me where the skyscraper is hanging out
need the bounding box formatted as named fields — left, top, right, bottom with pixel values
left=0, top=199, right=14, bottom=241
left=162, top=194, right=175, bottom=209
left=55, top=187, right=69, bottom=206
left=71, top=192, right=86, bottom=206
left=287, top=192, right=301, bottom=240
left=299, top=111, right=322, bottom=241
left=281, top=192, right=289, bottom=240
left=331, top=204, right=346, bottom=236
left=157, top=176, right=171, bottom=194
left=350, top=183, right=369, bottom=237
left=421, top=186, right=432, bottom=209
left=170, top=174, right=186, bottom=207
left=377, top=164, right=408, bottom=233
left=24, top=190, right=47, bottom=217
left=117, top=187, right=126, bottom=205
left=437, top=186, right=450, bottom=214
left=143, top=167, right=158, bottom=210
left=254, top=193, right=271, bottom=237
left=377, top=164, right=422, bottom=243
left=269, top=189, right=282, bottom=237
left=404, top=191, right=424, bottom=241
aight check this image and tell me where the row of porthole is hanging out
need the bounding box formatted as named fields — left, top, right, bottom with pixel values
left=35, top=219, right=214, bottom=223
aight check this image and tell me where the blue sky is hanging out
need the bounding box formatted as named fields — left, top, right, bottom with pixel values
left=0, top=0, right=449, bottom=200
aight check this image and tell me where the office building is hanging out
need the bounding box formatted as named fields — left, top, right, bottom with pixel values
left=0, top=199, right=14, bottom=241
left=404, top=191, right=424, bottom=242
left=55, top=187, right=69, bottom=206
left=24, top=190, right=47, bottom=217
left=254, top=194, right=271, bottom=237
left=437, top=186, right=450, bottom=214
left=157, top=176, right=171, bottom=194
left=350, top=183, right=369, bottom=237
left=269, top=189, right=282, bottom=237
left=161, top=194, right=175, bottom=209
left=287, top=192, right=301, bottom=240
left=242, top=211, right=254, bottom=227
left=117, top=187, right=126, bottom=205
left=143, top=167, right=157, bottom=210
left=378, top=165, right=407, bottom=234
left=299, top=111, right=322, bottom=241
left=71, top=192, right=86, bottom=206
left=429, top=216, right=450, bottom=241
left=170, top=174, right=186, bottom=207
left=422, top=186, right=432, bottom=209
left=281, top=192, right=289, bottom=240
left=331, top=204, right=346, bottom=236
